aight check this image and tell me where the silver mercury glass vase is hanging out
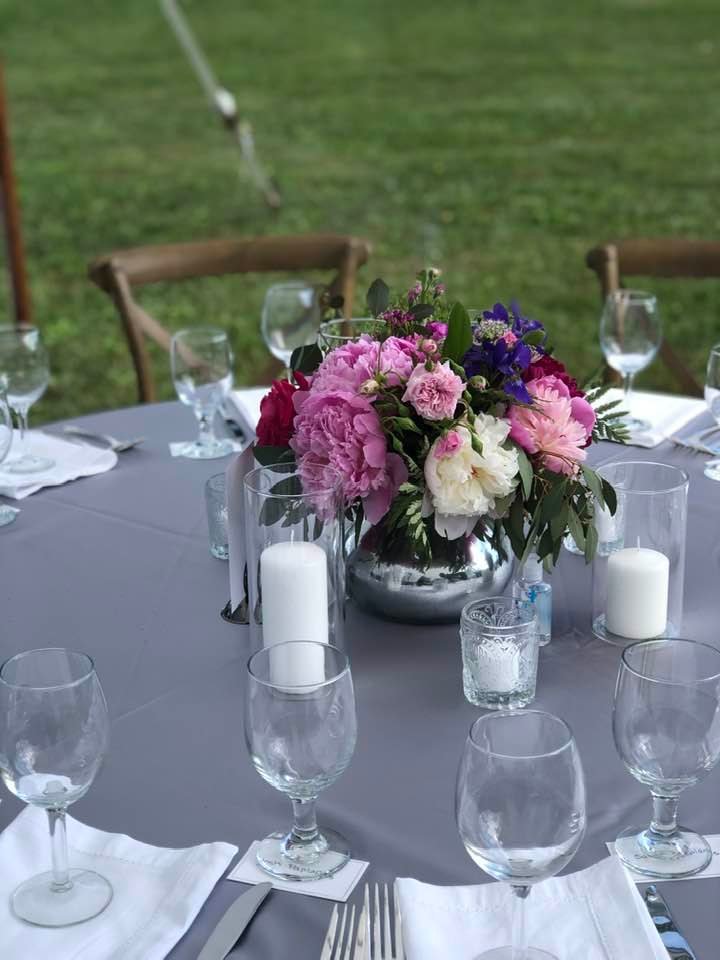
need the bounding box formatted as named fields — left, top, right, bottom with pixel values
left=346, top=520, right=514, bottom=624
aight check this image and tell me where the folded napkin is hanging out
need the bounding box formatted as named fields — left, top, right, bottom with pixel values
left=223, top=387, right=268, bottom=441
left=0, top=431, right=117, bottom=499
left=396, top=856, right=666, bottom=960
left=0, top=807, right=238, bottom=960
left=604, top=388, right=707, bottom=448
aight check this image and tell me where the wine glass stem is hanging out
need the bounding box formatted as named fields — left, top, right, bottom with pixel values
left=510, top=883, right=530, bottom=960
left=47, top=807, right=72, bottom=891
left=623, top=372, right=635, bottom=410
left=195, top=409, right=216, bottom=448
left=16, top=406, right=28, bottom=452
left=650, top=794, right=679, bottom=837
left=290, top=797, right=319, bottom=844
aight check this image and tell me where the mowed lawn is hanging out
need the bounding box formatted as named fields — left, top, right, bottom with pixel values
left=3, top=0, right=720, bottom=421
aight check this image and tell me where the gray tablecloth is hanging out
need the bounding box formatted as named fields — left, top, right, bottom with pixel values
left=1, top=401, right=719, bottom=959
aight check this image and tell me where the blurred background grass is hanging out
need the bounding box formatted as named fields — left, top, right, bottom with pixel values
left=2, top=0, right=719, bottom=422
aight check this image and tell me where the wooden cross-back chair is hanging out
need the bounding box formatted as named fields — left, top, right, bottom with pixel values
left=88, top=233, right=372, bottom=403
left=0, top=60, right=32, bottom=327
left=586, top=238, right=720, bottom=396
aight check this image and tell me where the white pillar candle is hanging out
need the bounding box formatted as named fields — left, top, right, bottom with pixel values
left=260, top=541, right=328, bottom=686
left=606, top=547, right=669, bottom=640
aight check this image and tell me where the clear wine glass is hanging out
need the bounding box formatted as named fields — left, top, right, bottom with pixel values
left=703, top=344, right=720, bottom=481
left=317, top=318, right=384, bottom=350
left=261, top=282, right=322, bottom=371
left=0, top=325, right=53, bottom=474
left=245, top=640, right=357, bottom=881
left=456, top=710, right=586, bottom=960
left=0, top=648, right=112, bottom=925
left=0, top=390, right=18, bottom=527
left=612, top=637, right=720, bottom=878
left=599, top=290, right=662, bottom=433
left=170, top=327, right=235, bottom=459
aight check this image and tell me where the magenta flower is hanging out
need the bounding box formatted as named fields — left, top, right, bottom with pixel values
left=291, top=388, right=408, bottom=524
left=402, top=360, right=464, bottom=422
left=426, top=321, right=448, bottom=341
left=508, top=374, right=596, bottom=476
left=433, top=429, right=463, bottom=459
left=313, top=335, right=415, bottom=392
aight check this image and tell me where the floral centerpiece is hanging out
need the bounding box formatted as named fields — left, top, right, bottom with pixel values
left=254, top=270, right=626, bottom=623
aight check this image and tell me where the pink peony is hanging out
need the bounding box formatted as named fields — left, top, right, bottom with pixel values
left=291, top=388, right=408, bottom=524
left=313, top=335, right=415, bottom=392
left=508, top=374, right=596, bottom=476
left=402, top=360, right=464, bottom=422
left=433, top=429, right=463, bottom=459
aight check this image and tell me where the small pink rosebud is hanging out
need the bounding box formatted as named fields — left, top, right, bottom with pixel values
left=359, top=378, right=381, bottom=396
left=468, top=375, right=487, bottom=391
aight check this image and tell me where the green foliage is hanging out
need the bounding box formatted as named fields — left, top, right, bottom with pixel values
left=253, top=445, right=295, bottom=466
left=289, top=343, right=323, bottom=375
left=442, top=302, right=472, bottom=364
left=366, top=278, right=391, bottom=317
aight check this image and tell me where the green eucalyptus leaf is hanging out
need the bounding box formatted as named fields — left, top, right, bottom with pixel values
left=540, top=478, right=567, bottom=524
left=584, top=522, right=599, bottom=563
left=515, top=446, right=534, bottom=499
left=581, top=465, right=605, bottom=507
left=567, top=504, right=586, bottom=549
left=253, top=445, right=295, bottom=467
left=601, top=478, right=617, bottom=516
left=366, top=278, right=390, bottom=317
left=410, top=303, right=434, bottom=321
left=442, top=301, right=472, bottom=363
left=290, top=343, right=323, bottom=374
left=523, top=329, right=545, bottom=347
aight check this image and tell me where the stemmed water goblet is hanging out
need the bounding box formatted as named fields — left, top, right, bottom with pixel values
left=599, top=290, right=662, bottom=434
left=612, top=637, right=720, bottom=878
left=0, top=325, right=54, bottom=474
left=261, top=282, right=322, bottom=373
left=456, top=710, right=586, bottom=960
left=170, top=326, right=235, bottom=459
left=0, top=648, right=111, bottom=925
left=0, top=389, right=18, bottom=526
left=245, top=641, right=357, bottom=881
left=702, top=343, right=720, bottom=480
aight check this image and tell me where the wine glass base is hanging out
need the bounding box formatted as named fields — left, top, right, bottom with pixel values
left=622, top=415, right=652, bottom=436
left=475, top=948, right=557, bottom=959
left=615, top=825, right=712, bottom=878
left=174, top=438, right=235, bottom=460
left=11, top=868, right=113, bottom=926
left=0, top=504, right=18, bottom=526
left=4, top=455, right=55, bottom=474
left=704, top=460, right=720, bottom=482
left=255, top=827, right=351, bottom=881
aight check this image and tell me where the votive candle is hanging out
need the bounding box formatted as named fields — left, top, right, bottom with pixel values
left=606, top=546, right=669, bottom=640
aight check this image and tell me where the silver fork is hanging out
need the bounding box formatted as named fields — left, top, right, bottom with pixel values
left=320, top=902, right=358, bottom=960
left=367, top=882, right=405, bottom=959
left=62, top=425, right=145, bottom=452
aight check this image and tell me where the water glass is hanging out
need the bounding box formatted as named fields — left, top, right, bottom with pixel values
left=456, top=711, right=586, bottom=960
left=205, top=473, right=229, bottom=559
left=0, top=648, right=111, bottom=925
left=703, top=343, right=720, bottom=481
left=261, top=282, right=322, bottom=370
left=0, top=390, right=18, bottom=527
left=0, top=325, right=53, bottom=474
left=460, top=597, right=538, bottom=709
left=170, top=327, right=234, bottom=459
left=599, top=290, right=661, bottom=433
left=245, top=641, right=357, bottom=881
left=612, top=637, right=720, bottom=878
left=317, top=318, right=385, bottom=350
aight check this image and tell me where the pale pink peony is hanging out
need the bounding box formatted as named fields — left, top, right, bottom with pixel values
left=313, top=335, right=416, bottom=392
left=508, top=374, right=596, bottom=476
left=402, top=360, right=464, bottom=422
left=433, top=429, right=463, bottom=459
left=291, top=388, right=408, bottom=524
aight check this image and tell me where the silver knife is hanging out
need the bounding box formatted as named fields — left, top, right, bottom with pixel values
left=643, top=885, right=697, bottom=960
left=197, top=882, right=272, bottom=960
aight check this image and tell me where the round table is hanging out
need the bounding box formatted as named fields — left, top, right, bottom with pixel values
left=1, top=400, right=719, bottom=958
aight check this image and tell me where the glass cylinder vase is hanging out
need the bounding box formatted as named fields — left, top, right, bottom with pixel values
left=244, top=462, right=345, bottom=655
left=592, top=461, right=688, bottom=645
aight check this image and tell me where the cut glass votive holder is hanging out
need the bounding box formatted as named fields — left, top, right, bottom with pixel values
left=205, top=473, right=229, bottom=560
left=460, top=597, right=538, bottom=709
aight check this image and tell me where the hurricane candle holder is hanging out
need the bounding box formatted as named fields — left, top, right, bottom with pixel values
left=592, top=461, right=688, bottom=645
left=243, top=462, right=345, bottom=664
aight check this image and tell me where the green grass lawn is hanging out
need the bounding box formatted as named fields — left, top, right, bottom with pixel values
left=3, top=0, right=719, bottom=422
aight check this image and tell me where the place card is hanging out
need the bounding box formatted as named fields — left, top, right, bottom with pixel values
left=227, top=842, right=369, bottom=901
left=606, top=836, right=720, bottom=882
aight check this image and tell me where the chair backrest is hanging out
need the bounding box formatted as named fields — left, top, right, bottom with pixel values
left=0, top=61, right=32, bottom=327
left=88, top=233, right=371, bottom=402
left=586, top=239, right=720, bottom=396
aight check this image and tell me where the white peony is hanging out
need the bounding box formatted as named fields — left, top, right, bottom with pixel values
left=423, top=415, right=519, bottom=539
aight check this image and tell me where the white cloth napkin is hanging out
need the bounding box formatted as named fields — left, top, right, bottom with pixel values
left=223, top=387, right=268, bottom=441
left=604, top=388, right=707, bottom=448
left=396, top=857, right=666, bottom=960
left=0, top=431, right=117, bottom=499
left=0, top=807, right=238, bottom=960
